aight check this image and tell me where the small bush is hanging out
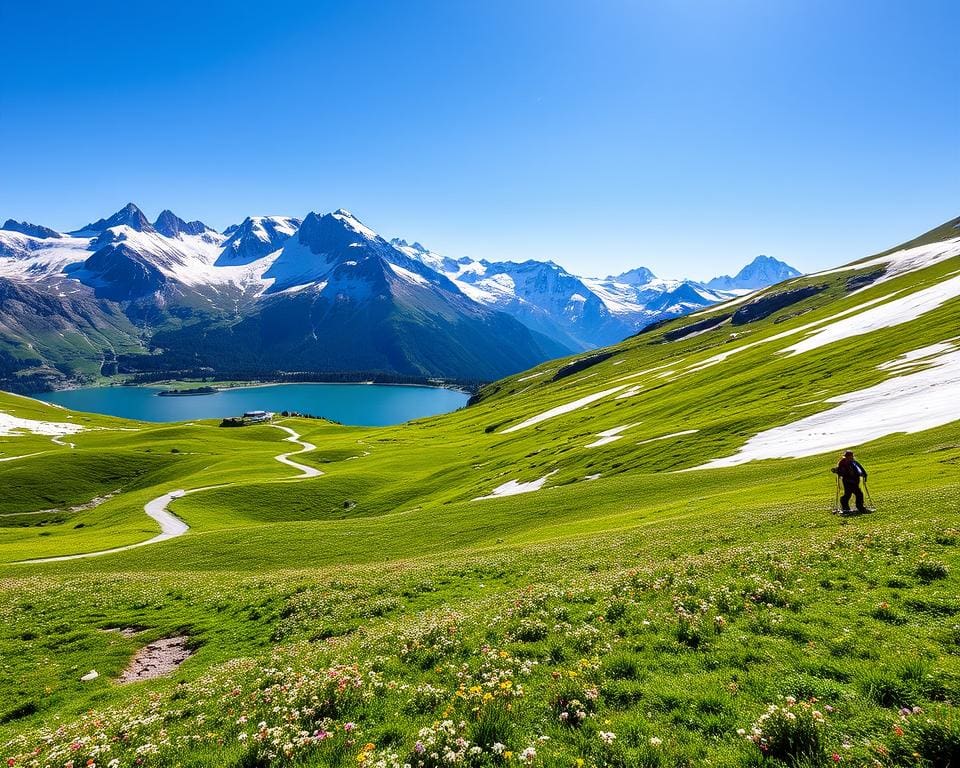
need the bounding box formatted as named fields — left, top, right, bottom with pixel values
left=916, top=560, right=949, bottom=582
left=744, top=698, right=826, bottom=765
left=551, top=679, right=598, bottom=728
left=861, top=669, right=914, bottom=708
left=603, top=652, right=641, bottom=680
left=606, top=599, right=628, bottom=622
left=778, top=673, right=846, bottom=704
left=468, top=703, right=513, bottom=751
left=888, top=707, right=960, bottom=767
left=511, top=617, right=548, bottom=642
left=871, top=601, right=906, bottom=624
left=602, top=679, right=645, bottom=708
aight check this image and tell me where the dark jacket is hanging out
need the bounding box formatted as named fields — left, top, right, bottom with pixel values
left=835, top=457, right=867, bottom=482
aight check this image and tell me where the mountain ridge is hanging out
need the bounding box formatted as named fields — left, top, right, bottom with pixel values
left=0, top=203, right=801, bottom=390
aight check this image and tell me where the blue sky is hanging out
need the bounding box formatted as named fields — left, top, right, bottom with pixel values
left=1, top=0, right=957, bottom=279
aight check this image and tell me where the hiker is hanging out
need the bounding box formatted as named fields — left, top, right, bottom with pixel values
left=832, top=450, right=868, bottom=513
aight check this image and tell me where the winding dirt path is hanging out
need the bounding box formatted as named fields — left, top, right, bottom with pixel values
left=271, top=425, right=323, bottom=478
left=14, top=422, right=320, bottom=564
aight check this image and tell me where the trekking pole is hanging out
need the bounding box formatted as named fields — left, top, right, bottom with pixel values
left=834, top=474, right=840, bottom=513
left=864, top=479, right=876, bottom=510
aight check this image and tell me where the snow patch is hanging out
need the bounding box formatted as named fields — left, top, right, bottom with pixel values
left=0, top=412, right=85, bottom=437
left=807, top=236, right=960, bottom=284
left=389, top=263, right=431, bottom=286
left=637, top=429, right=698, bottom=446
left=473, top=471, right=558, bottom=501
left=615, top=385, right=643, bottom=399
left=693, top=340, right=960, bottom=468
left=501, top=385, right=630, bottom=433
left=684, top=293, right=896, bottom=374
left=517, top=371, right=548, bottom=382
left=782, top=274, right=960, bottom=356
left=586, top=423, right=641, bottom=448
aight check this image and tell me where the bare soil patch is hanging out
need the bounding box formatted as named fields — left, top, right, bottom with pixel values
left=119, top=636, right=192, bottom=683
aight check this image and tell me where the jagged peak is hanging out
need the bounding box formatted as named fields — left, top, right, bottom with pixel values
left=314, top=209, right=379, bottom=241
left=608, top=266, right=657, bottom=285
left=154, top=210, right=212, bottom=238
left=1, top=219, right=62, bottom=239
left=71, top=202, right=154, bottom=235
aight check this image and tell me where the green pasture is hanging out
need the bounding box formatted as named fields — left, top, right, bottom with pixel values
left=0, top=234, right=958, bottom=766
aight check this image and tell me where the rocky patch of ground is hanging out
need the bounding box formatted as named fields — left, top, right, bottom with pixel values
left=118, top=636, right=192, bottom=683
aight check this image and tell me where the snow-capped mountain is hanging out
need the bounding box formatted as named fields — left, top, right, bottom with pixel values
left=0, top=205, right=565, bottom=388
left=153, top=210, right=217, bottom=239
left=391, top=240, right=786, bottom=350
left=2, top=219, right=62, bottom=239
left=0, top=204, right=799, bottom=390
left=219, top=216, right=301, bottom=265
left=70, top=202, right=156, bottom=236
left=706, top=255, right=801, bottom=291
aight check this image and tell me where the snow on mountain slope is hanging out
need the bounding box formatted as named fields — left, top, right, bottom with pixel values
left=394, top=238, right=755, bottom=349
left=0, top=202, right=804, bottom=389
left=805, top=235, right=960, bottom=287
left=1, top=219, right=62, bottom=239
left=153, top=210, right=219, bottom=240
left=707, top=255, right=801, bottom=291
left=69, top=202, right=154, bottom=236
left=0, top=230, right=93, bottom=282
left=264, top=210, right=464, bottom=301
left=75, top=223, right=277, bottom=297
left=695, top=339, right=960, bottom=468
left=218, top=216, right=302, bottom=266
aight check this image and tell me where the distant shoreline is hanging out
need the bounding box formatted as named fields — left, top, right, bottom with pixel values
left=38, top=378, right=475, bottom=397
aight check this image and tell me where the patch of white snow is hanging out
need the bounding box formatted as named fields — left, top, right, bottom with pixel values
left=586, top=423, right=641, bottom=448
left=501, top=385, right=630, bottom=433
left=473, top=471, right=558, bottom=501
left=782, top=274, right=960, bottom=356
left=693, top=341, right=960, bottom=468
left=0, top=412, right=85, bottom=437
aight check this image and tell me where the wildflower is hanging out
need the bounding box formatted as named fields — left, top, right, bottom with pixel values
left=599, top=731, right=615, bottom=745
left=520, top=747, right=536, bottom=763
left=491, top=743, right=505, bottom=755
left=345, top=722, right=357, bottom=733
left=649, top=737, right=662, bottom=747
left=832, top=754, right=841, bottom=763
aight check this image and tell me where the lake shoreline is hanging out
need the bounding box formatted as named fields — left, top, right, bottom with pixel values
left=32, top=382, right=471, bottom=427
left=42, top=375, right=477, bottom=397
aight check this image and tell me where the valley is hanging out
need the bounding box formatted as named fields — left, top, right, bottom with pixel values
left=1, top=216, right=958, bottom=766
left=0, top=206, right=795, bottom=393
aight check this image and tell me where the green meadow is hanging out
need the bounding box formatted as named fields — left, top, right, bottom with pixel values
left=1, top=225, right=958, bottom=767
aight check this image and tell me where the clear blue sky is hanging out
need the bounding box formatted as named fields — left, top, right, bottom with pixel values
left=1, top=0, right=957, bottom=279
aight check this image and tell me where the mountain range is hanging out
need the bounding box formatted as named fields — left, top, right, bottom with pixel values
left=0, top=204, right=799, bottom=390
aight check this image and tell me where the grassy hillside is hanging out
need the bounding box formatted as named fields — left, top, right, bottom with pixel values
left=1, top=221, right=959, bottom=767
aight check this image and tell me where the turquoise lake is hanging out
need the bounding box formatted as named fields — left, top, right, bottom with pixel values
left=39, top=383, right=470, bottom=426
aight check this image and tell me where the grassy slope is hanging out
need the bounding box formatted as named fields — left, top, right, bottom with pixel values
left=0, top=224, right=958, bottom=767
